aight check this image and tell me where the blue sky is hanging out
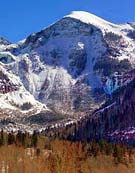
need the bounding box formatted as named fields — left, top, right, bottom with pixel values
left=0, top=0, right=134, bottom=42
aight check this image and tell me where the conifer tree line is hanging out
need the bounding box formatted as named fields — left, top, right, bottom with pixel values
left=0, top=130, right=38, bottom=148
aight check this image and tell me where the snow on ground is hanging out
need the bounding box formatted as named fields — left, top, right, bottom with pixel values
left=108, top=127, right=135, bottom=140
left=93, top=102, right=116, bottom=116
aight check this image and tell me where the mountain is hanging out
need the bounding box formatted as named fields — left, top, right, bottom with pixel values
left=0, top=11, right=135, bottom=132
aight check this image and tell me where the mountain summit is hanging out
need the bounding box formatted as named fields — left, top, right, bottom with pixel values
left=66, top=11, right=118, bottom=29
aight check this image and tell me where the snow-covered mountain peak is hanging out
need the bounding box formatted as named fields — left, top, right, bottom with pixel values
left=65, top=11, right=134, bottom=35
left=65, top=11, right=118, bottom=30
left=0, top=11, right=135, bottom=131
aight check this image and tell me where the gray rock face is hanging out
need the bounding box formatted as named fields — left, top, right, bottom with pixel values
left=68, top=47, right=87, bottom=77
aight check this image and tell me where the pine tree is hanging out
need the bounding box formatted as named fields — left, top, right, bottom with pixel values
left=8, top=132, right=15, bottom=145
left=0, top=129, right=4, bottom=145
left=31, top=131, right=38, bottom=147
left=113, top=144, right=124, bottom=164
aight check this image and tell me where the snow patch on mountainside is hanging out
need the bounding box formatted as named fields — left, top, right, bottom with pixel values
left=0, top=62, right=48, bottom=112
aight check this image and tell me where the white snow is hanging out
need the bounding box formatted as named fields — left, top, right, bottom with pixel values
left=66, top=11, right=118, bottom=30
left=94, top=102, right=116, bottom=116
left=66, top=11, right=134, bottom=35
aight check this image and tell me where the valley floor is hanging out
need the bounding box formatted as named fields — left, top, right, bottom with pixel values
left=0, top=134, right=134, bottom=173
left=0, top=146, right=135, bottom=173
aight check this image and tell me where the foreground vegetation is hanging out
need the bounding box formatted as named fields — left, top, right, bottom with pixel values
left=0, top=131, right=134, bottom=173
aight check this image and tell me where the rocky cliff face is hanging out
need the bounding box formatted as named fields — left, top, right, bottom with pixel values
left=0, top=11, right=135, bottom=131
